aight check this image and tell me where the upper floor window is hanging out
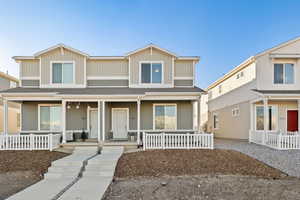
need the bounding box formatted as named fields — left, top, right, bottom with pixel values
left=274, top=63, right=294, bottom=84
left=51, top=62, right=74, bottom=84
left=140, top=62, right=163, bottom=84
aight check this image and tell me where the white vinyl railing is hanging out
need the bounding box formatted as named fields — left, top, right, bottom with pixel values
left=0, top=134, right=61, bottom=151
left=249, top=130, right=300, bottom=150
left=143, top=132, right=214, bottom=150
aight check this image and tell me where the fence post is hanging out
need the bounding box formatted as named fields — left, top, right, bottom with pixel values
left=187, top=133, right=190, bottom=149
left=30, top=134, right=34, bottom=151
left=143, top=132, right=146, bottom=151
left=211, top=134, right=214, bottom=149
left=277, top=132, right=282, bottom=150
left=162, top=133, right=165, bottom=149
left=49, top=133, right=53, bottom=151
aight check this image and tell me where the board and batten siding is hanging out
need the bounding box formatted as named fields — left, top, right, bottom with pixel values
left=40, top=48, right=85, bottom=85
left=129, top=48, right=173, bottom=86
left=174, top=60, right=194, bottom=77
left=21, top=60, right=39, bottom=77
left=86, top=60, right=128, bottom=77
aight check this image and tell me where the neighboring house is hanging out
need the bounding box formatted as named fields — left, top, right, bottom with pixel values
left=204, top=36, right=300, bottom=140
left=0, top=71, right=19, bottom=134
left=0, top=44, right=203, bottom=145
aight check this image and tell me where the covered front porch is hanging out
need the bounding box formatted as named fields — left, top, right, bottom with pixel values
left=3, top=97, right=201, bottom=146
left=249, top=94, right=300, bottom=149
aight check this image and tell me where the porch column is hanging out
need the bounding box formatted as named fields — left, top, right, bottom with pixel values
left=298, top=100, right=300, bottom=132
left=62, top=100, right=66, bottom=143
left=3, top=99, right=8, bottom=135
left=97, top=100, right=101, bottom=143
left=137, top=99, right=141, bottom=145
left=263, top=98, right=268, bottom=144
left=192, top=100, right=198, bottom=131
left=102, top=101, right=105, bottom=141
left=198, top=97, right=201, bottom=132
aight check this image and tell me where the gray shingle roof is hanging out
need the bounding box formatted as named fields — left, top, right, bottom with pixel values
left=0, top=87, right=205, bottom=95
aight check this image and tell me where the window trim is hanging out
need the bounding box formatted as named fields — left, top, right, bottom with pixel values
left=38, top=104, right=62, bottom=131
left=213, top=113, right=219, bottom=130
left=50, top=61, right=75, bottom=86
left=273, top=62, right=295, bottom=85
left=232, top=106, right=240, bottom=117
left=254, top=104, right=278, bottom=132
left=153, top=103, right=177, bottom=130
left=139, top=61, right=164, bottom=86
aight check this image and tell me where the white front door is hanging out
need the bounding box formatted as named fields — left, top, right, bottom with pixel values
left=112, top=108, right=128, bottom=139
left=89, top=110, right=98, bottom=139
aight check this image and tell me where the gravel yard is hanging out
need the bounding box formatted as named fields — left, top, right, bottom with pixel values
left=215, top=139, right=300, bottom=178
left=103, top=149, right=300, bottom=200
left=0, top=151, right=68, bottom=200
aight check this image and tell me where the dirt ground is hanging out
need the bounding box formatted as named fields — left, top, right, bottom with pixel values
left=115, top=149, right=285, bottom=179
left=103, top=175, right=300, bottom=200
left=103, top=149, right=300, bottom=200
left=0, top=151, right=68, bottom=200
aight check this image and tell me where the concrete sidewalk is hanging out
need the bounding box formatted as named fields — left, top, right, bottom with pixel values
left=58, top=146, right=124, bottom=200
left=7, top=147, right=99, bottom=200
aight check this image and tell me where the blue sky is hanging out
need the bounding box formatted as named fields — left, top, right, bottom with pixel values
left=1, top=0, right=300, bottom=88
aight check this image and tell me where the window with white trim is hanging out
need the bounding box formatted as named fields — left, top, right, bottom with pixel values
left=141, top=62, right=162, bottom=84
left=52, top=62, right=74, bottom=84
left=39, top=105, right=62, bottom=131
left=274, top=63, right=294, bottom=84
left=255, top=105, right=277, bottom=131
left=232, top=106, right=240, bottom=117
left=213, top=113, right=219, bottom=129
left=154, top=104, right=176, bottom=130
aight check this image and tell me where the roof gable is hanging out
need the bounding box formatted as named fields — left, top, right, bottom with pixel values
left=34, top=43, right=89, bottom=57
left=125, top=44, right=177, bottom=57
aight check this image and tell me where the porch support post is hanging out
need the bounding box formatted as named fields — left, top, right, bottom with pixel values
left=137, top=99, right=141, bottom=145
left=3, top=99, right=8, bottom=135
left=249, top=102, right=254, bottom=143
left=192, top=100, right=198, bottom=132
left=298, top=99, right=300, bottom=133
left=97, top=100, right=101, bottom=143
left=102, top=101, right=105, bottom=141
left=62, top=100, right=66, bottom=143
left=263, top=98, right=268, bottom=145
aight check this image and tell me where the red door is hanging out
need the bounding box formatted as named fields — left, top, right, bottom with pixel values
left=287, top=110, right=298, bottom=132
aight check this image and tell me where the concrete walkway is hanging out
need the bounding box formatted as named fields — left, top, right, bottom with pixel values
left=7, top=147, right=99, bottom=200
left=215, top=139, right=300, bottom=178
left=58, top=146, right=124, bottom=200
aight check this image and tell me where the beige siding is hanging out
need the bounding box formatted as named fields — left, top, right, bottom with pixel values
left=86, top=60, right=128, bottom=77
left=40, top=48, right=85, bottom=85
left=256, top=53, right=300, bottom=90
left=208, top=101, right=250, bottom=140
left=130, top=48, right=173, bottom=86
left=208, top=62, right=256, bottom=100
left=174, top=80, right=193, bottom=87
left=174, top=60, right=193, bottom=77
left=87, top=80, right=128, bottom=87
left=21, top=60, right=39, bottom=77
left=0, top=106, right=20, bottom=134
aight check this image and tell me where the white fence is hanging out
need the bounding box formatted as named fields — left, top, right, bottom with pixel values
left=0, top=134, right=61, bottom=151
left=249, top=130, right=300, bottom=150
left=143, top=132, right=214, bottom=150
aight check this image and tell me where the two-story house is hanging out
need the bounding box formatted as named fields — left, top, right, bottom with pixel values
left=205, top=36, right=300, bottom=140
left=0, top=71, right=19, bottom=134
left=0, top=44, right=203, bottom=146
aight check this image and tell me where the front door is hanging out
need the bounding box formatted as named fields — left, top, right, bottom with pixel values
left=112, top=108, right=128, bottom=139
left=287, top=110, right=298, bottom=132
left=89, top=110, right=98, bottom=139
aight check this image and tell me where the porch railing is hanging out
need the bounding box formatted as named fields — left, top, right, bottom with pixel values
left=143, top=132, right=214, bottom=150
left=249, top=130, right=300, bottom=150
left=0, top=134, right=61, bottom=151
